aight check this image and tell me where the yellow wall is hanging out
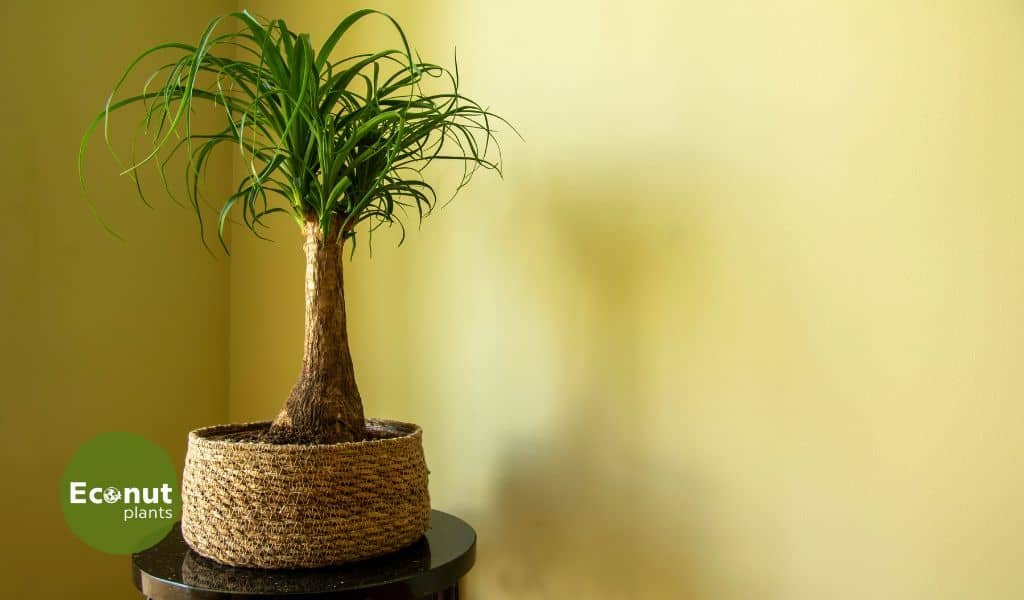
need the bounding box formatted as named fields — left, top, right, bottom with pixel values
left=3, top=1, right=1024, bottom=599
left=0, top=1, right=233, bottom=598
left=227, top=1, right=1024, bottom=599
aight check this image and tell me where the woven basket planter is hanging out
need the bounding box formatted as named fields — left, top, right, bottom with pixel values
left=181, top=418, right=431, bottom=569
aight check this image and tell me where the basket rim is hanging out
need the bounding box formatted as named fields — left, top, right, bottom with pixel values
left=187, top=418, right=422, bottom=450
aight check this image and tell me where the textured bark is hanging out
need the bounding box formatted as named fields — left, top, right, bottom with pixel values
left=265, top=218, right=365, bottom=444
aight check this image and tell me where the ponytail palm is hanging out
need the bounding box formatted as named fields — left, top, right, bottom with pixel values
left=79, top=9, right=509, bottom=444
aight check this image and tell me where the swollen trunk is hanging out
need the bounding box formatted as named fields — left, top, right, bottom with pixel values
left=266, top=219, right=365, bottom=444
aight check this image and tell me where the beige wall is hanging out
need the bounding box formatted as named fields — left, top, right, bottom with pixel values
left=3, top=0, right=1024, bottom=599
left=227, top=1, right=1024, bottom=599
left=0, top=1, right=233, bottom=598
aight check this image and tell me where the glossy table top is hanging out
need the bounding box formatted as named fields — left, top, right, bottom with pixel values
left=132, top=510, right=475, bottom=599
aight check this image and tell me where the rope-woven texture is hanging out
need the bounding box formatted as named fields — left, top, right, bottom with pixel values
left=181, top=419, right=431, bottom=568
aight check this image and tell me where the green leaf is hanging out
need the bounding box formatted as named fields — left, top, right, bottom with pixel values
left=78, top=9, right=513, bottom=252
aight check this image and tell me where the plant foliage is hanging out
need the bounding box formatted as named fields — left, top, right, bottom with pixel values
left=79, top=9, right=510, bottom=251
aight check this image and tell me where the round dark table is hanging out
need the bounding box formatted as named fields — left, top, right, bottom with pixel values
left=132, top=510, right=475, bottom=599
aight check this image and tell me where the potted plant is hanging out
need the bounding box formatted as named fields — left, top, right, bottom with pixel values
left=79, top=9, right=509, bottom=568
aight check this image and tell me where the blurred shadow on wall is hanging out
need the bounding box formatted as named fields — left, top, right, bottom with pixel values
left=465, top=168, right=724, bottom=599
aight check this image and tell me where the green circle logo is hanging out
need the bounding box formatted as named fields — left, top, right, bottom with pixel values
left=60, top=432, right=180, bottom=554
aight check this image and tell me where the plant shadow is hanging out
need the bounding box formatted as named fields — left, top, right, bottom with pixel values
left=458, top=167, right=727, bottom=599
